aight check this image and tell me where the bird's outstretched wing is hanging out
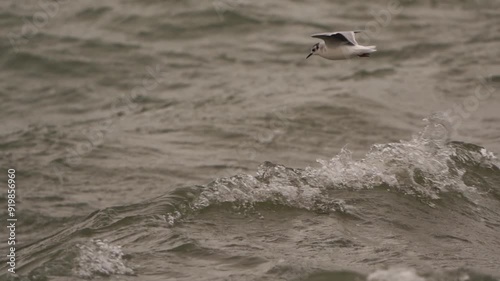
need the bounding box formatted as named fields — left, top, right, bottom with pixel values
left=311, top=31, right=360, bottom=46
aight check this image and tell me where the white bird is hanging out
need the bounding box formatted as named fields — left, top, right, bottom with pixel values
left=306, top=31, right=376, bottom=60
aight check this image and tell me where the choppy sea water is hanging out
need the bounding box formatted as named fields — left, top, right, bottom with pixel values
left=0, top=0, right=500, bottom=280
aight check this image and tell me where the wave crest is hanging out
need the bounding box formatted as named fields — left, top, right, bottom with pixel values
left=187, top=118, right=499, bottom=219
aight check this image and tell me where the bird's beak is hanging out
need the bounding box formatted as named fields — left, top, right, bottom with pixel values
left=306, top=52, right=313, bottom=59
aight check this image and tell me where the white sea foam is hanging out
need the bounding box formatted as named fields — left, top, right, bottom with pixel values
left=307, top=119, right=472, bottom=199
left=368, top=267, right=427, bottom=281
left=191, top=171, right=343, bottom=214
left=169, top=119, right=493, bottom=223
left=74, top=239, right=134, bottom=278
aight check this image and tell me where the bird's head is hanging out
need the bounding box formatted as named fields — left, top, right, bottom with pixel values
left=306, top=43, right=320, bottom=59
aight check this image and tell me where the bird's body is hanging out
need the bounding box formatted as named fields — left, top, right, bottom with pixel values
left=307, top=31, right=376, bottom=60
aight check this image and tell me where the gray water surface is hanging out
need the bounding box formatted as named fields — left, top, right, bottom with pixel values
left=0, top=0, right=499, bottom=280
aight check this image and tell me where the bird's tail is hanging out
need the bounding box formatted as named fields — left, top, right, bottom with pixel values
left=356, top=45, right=377, bottom=58
left=364, top=45, right=377, bottom=53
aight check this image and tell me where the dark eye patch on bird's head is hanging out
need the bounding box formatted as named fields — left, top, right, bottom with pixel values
left=312, top=43, right=319, bottom=52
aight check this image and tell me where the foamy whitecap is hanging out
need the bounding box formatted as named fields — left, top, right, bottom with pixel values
left=191, top=170, right=346, bottom=214
left=307, top=119, right=471, bottom=199
left=165, top=118, right=495, bottom=225
left=368, top=267, right=426, bottom=281
left=74, top=239, right=134, bottom=278
left=480, top=148, right=496, bottom=159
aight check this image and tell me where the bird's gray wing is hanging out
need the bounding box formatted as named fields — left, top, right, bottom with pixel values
left=337, top=31, right=358, bottom=45
left=311, top=32, right=357, bottom=46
